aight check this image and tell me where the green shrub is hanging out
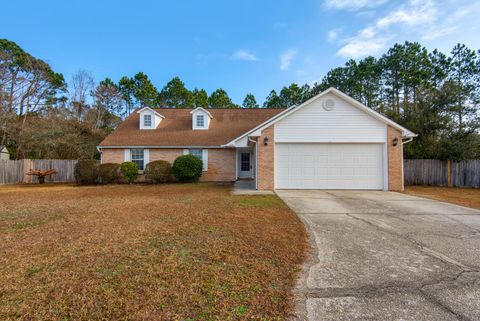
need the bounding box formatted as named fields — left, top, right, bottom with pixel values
left=74, top=159, right=100, bottom=185
left=172, top=154, right=203, bottom=182
left=120, top=161, right=138, bottom=183
left=144, top=160, right=171, bottom=183
left=99, top=163, right=120, bottom=184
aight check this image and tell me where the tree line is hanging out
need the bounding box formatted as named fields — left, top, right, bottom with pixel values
left=1, top=38, right=479, bottom=160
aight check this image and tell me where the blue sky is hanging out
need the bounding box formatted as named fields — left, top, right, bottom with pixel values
left=2, top=0, right=479, bottom=105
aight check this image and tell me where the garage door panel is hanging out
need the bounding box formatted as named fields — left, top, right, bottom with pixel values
left=275, top=143, right=384, bottom=189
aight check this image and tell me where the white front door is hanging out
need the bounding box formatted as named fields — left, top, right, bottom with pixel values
left=238, top=151, right=252, bottom=178
left=275, top=143, right=384, bottom=189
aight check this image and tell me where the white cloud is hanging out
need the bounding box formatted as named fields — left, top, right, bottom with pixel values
left=231, top=49, right=257, bottom=61
left=337, top=0, right=440, bottom=58
left=338, top=37, right=389, bottom=58
left=376, top=0, right=437, bottom=28
left=324, top=0, right=387, bottom=11
left=280, top=49, right=297, bottom=71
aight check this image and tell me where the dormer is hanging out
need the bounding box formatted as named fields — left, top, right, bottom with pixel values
left=137, top=107, right=164, bottom=130
left=190, top=107, right=213, bottom=130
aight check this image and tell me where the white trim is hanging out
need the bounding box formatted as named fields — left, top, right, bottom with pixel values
left=190, top=107, right=213, bottom=118
left=383, top=145, right=388, bottom=191
left=136, top=107, right=165, bottom=118
left=247, top=137, right=258, bottom=190
left=144, top=149, right=150, bottom=166
left=225, top=87, right=416, bottom=146
left=124, top=149, right=131, bottom=162
left=202, top=149, right=208, bottom=171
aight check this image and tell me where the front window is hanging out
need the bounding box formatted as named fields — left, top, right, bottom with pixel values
left=189, top=149, right=203, bottom=162
left=196, top=114, right=205, bottom=127
left=131, top=149, right=144, bottom=170
left=144, top=114, right=152, bottom=127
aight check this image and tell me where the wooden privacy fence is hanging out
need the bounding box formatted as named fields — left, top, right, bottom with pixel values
left=0, top=159, right=78, bottom=184
left=404, top=159, right=480, bottom=188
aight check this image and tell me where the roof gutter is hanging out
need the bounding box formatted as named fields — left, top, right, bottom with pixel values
left=97, top=145, right=228, bottom=149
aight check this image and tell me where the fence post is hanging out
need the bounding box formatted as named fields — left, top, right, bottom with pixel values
left=23, top=159, right=34, bottom=183
left=447, top=159, right=452, bottom=187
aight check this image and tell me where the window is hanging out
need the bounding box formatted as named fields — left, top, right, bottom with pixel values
left=189, top=149, right=203, bottom=161
left=144, top=114, right=152, bottom=127
left=241, top=152, right=250, bottom=171
left=187, top=149, right=207, bottom=171
left=196, top=114, right=205, bottom=128
left=131, top=149, right=144, bottom=170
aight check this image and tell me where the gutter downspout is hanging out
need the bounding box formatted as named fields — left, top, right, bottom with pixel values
left=248, top=137, right=258, bottom=190
left=402, top=137, right=414, bottom=145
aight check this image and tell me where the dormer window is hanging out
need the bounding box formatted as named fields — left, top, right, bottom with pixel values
left=137, top=107, right=164, bottom=130
left=144, top=114, right=152, bottom=127
left=190, top=107, right=213, bottom=130
left=196, top=115, right=205, bottom=128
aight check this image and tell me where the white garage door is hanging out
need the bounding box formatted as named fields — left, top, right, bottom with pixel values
left=275, top=143, right=384, bottom=189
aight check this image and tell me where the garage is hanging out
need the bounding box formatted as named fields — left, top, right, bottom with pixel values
left=275, top=143, right=384, bottom=189
left=228, top=88, right=415, bottom=192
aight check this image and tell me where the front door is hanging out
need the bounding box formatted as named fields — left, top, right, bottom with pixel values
left=239, top=151, right=252, bottom=178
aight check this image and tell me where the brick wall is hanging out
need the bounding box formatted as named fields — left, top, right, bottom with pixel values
left=101, top=148, right=124, bottom=164
left=387, top=126, right=404, bottom=191
left=149, top=149, right=183, bottom=164
left=101, top=148, right=235, bottom=182
left=257, top=125, right=275, bottom=190
left=200, top=148, right=236, bottom=182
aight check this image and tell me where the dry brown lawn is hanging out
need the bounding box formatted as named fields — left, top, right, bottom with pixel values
left=0, top=183, right=308, bottom=320
left=404, top=185, right=480, bottom=209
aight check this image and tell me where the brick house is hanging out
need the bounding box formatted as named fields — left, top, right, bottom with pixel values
left=98, top=87, right=415, bottom=191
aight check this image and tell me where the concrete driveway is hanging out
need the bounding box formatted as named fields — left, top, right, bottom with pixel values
left=276, top=190, right=480, bottom=321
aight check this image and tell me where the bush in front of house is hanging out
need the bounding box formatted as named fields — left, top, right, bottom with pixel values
left=172, top=154, right=203, bottom=182
left=120, top=161, right=138, bottom=183
left=99, top=163, right=121, bottom=184
left=74, top=159, right=100, bottom=185
left=144, top=160, right=172, bottom=183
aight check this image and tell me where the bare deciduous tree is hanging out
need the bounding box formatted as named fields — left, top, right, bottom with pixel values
left=70, top=69, right=95, bottom=121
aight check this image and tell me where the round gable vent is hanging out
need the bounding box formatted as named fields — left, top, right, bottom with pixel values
left=322, top=98, right=335, bottom=111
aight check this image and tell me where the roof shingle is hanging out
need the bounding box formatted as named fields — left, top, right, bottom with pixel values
left=99, top=108, right=284, bottom=147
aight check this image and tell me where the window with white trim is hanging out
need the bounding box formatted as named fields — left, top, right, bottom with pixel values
left=196, top=114, right=205, bottom=128
left=131, top=149, right=145, bottom=170
left=187, top=148, right=208, bottom=171
left=189, top=149, right=203, bottom=161
left=143, top=114, right=152, bottom=127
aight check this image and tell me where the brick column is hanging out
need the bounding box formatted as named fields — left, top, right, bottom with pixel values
left=387, top=126, right=403, bottom=191
left=257, top=125, right=275, bottom=190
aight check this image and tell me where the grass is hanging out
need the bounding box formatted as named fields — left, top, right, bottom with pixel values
left=0, top=183, right=308, bottom=320
left=404, top=185, right=480, bottom=209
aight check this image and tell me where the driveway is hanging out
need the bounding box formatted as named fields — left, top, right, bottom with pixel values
left=276, top=190, right=480, bottom=321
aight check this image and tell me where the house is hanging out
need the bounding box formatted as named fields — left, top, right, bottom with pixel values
left=0, top=145, right=10, bottom=160
left=98, top=87, right=416, bottom=191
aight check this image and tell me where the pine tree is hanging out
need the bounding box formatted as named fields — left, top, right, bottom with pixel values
left=242, top=93, right=259, bottom=108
